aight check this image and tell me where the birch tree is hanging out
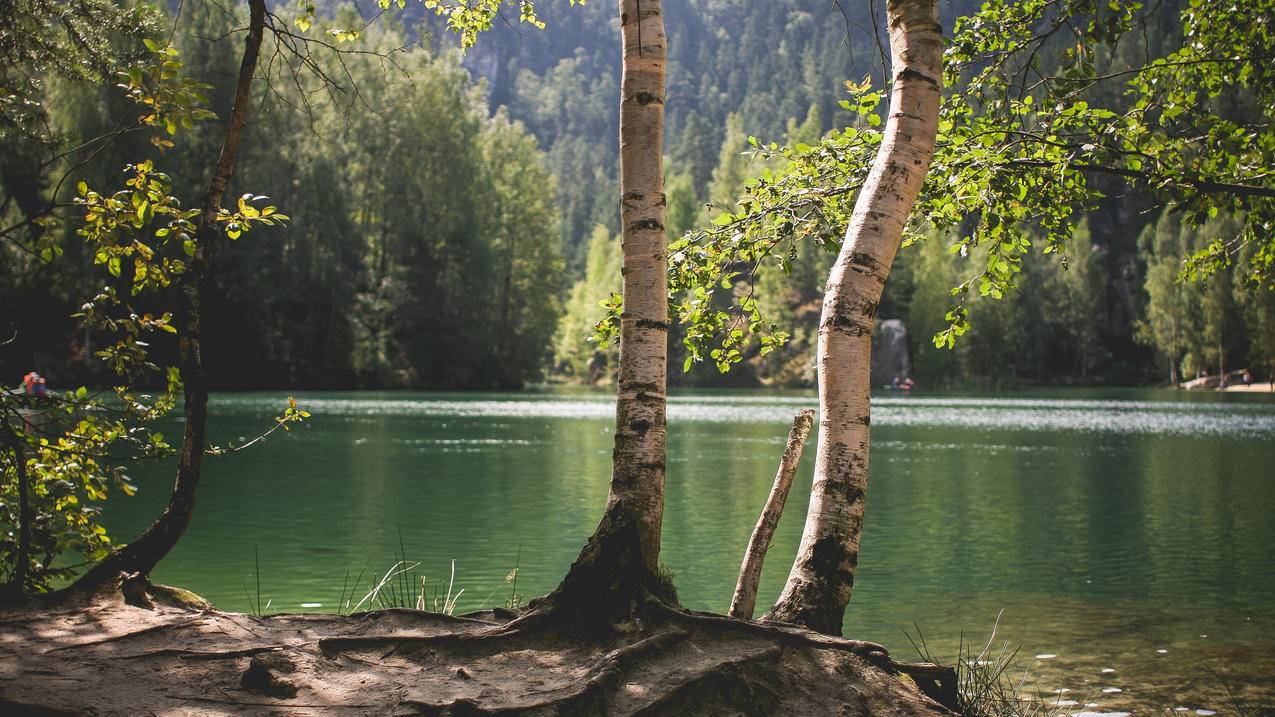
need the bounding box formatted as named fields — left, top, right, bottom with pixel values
left=542, top=0, right=674, bottom=615
left=763, top=0, right=943, bottom=635
left=667, top=0, right=1273, bottom=636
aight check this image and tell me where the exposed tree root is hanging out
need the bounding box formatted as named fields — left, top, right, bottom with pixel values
left=649, top=600, right=889, bottom=658
left=41, top=613, right=208, bottom=652
left=118, top=644, right=291, bottom=660
left=172, top=695, right=381, bottom=709
left=404, top=631, right=691, bottom=716
left=0, top=575, right=956, bottom=716
left=631, top=645, right=785, bottom=716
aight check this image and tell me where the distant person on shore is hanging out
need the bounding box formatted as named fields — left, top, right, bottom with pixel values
left=21, top=372, right=48, bottom=397
left=1243, top=369, right=1254, bottom=387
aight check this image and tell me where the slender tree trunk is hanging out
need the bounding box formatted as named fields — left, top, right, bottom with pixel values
left=498, top=217, right=515, bottom=376
left=545, top=0, right=670, bottom=614
left=766, top=0, right=942, bottom=636
left=1, top=428, right=31, bottom=600
left=70, top=0, right=267, bottom=592
left=1218, top=340, right=1224, bottom=384
left=729, top=409, right=814, bottom=620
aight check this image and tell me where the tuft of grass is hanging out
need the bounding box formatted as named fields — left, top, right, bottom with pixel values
left=342, top=557, right=468, bottom=616
left=654, top=562, right=678, bottom=604
left=904, top=615, right=1274, bottom=717
left=349, top=559, right=421, bottom=613
left=334, top=535, right=526, bottom=617
left=905, top=613, right=1059, bottom=717
left=240, top=545, right=271, bottom=616
left=1208, top=666, right=1275, bottom=717
left=505, top=546, right=522, bottom=610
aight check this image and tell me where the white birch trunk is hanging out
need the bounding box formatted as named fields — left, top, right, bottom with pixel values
left=766, top=0, right=943, bottom=636
left=547, top=0, right=670, bottom=608
left=610, top=0, right=669, bottom=576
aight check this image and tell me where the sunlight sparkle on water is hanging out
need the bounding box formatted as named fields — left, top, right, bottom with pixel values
left=211, top=393, right=1275, bottom=437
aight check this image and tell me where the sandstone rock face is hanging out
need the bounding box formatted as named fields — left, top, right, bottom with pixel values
left=871, top=319, right=911, bottom=386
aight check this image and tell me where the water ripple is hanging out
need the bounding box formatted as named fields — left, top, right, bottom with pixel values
left=209, top=394, right=1275, bottom=436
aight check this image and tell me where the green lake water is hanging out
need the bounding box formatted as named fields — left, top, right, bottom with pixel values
left=101, top=388, right=1275, bottom=712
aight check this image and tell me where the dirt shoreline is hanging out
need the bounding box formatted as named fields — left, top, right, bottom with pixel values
left=1217, top=382, right=1275, bottom=392
left=0, top=585, right=953, bottom=716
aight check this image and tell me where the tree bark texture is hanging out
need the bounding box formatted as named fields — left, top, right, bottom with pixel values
left=729, top=409, right=814, bottom=620
left=766, top=0, right=942, bottom=636
left=70, top=0, right=267, bottom=591
left=549, top=0, right=669, bottom=612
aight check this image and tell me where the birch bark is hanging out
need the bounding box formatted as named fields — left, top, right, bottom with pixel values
left=766, top=0, right=943, bottom=636
left=548, top=0, right=671, bottom=609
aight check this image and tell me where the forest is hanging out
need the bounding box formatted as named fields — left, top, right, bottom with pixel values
left=4, top=0, right=1273, bottom=391
left=1, top=0, right=1274, bottom=715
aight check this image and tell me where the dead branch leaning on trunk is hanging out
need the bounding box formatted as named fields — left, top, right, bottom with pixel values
left=728, top=409, right=814, bottom=620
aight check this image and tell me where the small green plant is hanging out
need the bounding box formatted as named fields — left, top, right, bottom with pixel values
left=654, top=562, right=679, bottom=604
left=904, top=616, right=1275, bottom=717
left=240, top=546, right=271, bottom=616
left=349, top=560, right=421, bottom=613
left=904, top=613, right=1056, bottom=717
left=342, top=556, right=467, bottom=616
left=336, top=548, right=532, bottom=617
left=504, top=547, right=522, bottom=611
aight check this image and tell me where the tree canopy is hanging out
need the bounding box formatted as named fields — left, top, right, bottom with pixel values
left=665, top=0, right=1275, bottom=376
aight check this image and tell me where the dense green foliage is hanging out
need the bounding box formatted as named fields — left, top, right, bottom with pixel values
left=0, top=1, right=181, bottom=594
left=1, top=0, right=1273, bottom=600
left=3, top=4, right=562, bottom=390
left=5, top=0, right=1275, bottom=400
left=1139, top=214, right=1275, bottom=383
left=553, top=224, right=619, bottom=381
left=0, top=0, right=326, bottom=591
left=637, top=0, right=1275, bottom=386
left=0, top=1, right=558, bottom=590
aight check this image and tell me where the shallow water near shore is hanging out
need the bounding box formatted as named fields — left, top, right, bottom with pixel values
left=100, top=387, right=1275, bottom=712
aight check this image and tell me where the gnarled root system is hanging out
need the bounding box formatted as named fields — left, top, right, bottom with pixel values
left=0, top=575, right=955, bottom=716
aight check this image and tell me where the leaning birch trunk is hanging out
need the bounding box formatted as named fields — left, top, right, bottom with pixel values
left=729, top=409, right=814, bottom=620
left=765, top=0, right=942, bottom=636
left=69, top=0, right=267, bottom=593
left=541, top=0, right=670, bottom=614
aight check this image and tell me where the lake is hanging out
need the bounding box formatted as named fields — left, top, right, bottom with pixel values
left=101, top=388, right=1275, bottom=712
